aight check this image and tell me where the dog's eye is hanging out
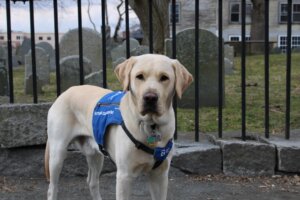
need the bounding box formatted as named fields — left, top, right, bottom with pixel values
left=136, top=74, right=144, bottom=80
left=160, top=75, right=169, bottom=82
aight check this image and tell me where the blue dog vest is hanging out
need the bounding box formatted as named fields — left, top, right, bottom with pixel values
left=92, top=91, right=174, bottom=169
left=92, top=91, right=125, bottom=146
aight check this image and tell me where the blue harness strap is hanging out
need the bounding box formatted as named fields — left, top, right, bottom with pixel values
left=92, top=91, right=173, bottom=169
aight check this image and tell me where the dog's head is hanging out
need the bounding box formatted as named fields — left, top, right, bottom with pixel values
left=115, top=54, right=193, bottom=117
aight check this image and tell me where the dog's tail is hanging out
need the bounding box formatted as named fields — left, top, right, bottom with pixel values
left=44, top=139, right=50, bottom=182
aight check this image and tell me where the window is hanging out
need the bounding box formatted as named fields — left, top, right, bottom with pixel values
left=229, top=35, right=251, bottom=41
left=229, top=36, right=240, bottom=41
left=16, top=36, right=21, bottom=40
left=230, top=3, right=240, bottom=22
left=169, top=2, right=180, bottom=24
left=294, top=4, right=300, bottom=21
left=229, top=2, right=252, bottom=23
left=0, top=36, right=4, bottom=40
left=279, top=36, right=300, bottom=51
left=280, top=3, right=300, bottom=23
left=292, top=36, right=300, bottom=47
left=47, top=36, right=51, bottom=41
left=38, top=36, right=43, bottom=41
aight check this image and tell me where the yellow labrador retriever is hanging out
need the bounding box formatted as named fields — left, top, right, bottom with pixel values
left=45, top=54, right=193, bottom=200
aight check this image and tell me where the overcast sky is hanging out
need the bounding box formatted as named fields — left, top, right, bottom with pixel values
left=0, top=0, right=139, bottom=34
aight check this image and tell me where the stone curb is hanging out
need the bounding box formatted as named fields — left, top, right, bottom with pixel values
left=172, top=138, right=222, bottom=175
left=261, top=134, right=300, bottom=173
left=217, top=139, right=276, bottom=176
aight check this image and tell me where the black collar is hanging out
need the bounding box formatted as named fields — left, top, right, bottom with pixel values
left=121, top=122, right=172, bottom=169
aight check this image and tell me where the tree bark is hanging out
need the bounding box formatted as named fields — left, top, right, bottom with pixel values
left=250, top=0, right=265, bottom=54
left=129, top=0, right=170, bottom=54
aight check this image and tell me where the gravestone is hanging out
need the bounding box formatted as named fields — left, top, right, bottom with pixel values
left=0, top=46, right=19, bottom=68
left=60, top=28, right=102, bottom=72
left=128, top=38, right=140, bottom=49
left=0, top=46, right=6, bottom=61
left=25, top=75, right=42, bottom=95
left=60, top=55, right=93, bottom=92
left=111, top=45, right=125, bottom=64
left=131, top=45, right=150, bottom=56
left=36, top=42, right=55, bottom=71
left=110, top=38, right=140, bottom=63
left=16, top=37, right=31, bottom=65
left=224, top=45, right=234, bottom=75
left=166, top=28, right=224, bottom=108
left=112, top=57, right=126, bottom=70
left=24, top=47, right=50, bottom=94
left=111, top=40, right=149, bottom=69
left=85, top=70, right=103, bottom=87
left=0, top=60, right=8, bottom=96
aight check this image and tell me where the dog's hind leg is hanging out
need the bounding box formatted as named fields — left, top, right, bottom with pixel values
left=76, top=136, right=104, bottom=200
left=47, top=140, right=69, bottom=200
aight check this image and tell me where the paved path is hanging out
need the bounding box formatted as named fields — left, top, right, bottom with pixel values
left=1, top=168, right=299, bottom=200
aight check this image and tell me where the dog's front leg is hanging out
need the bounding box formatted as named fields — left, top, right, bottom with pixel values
left=148, top=167, right=169, bottom=200
left=116, top=171, right=134, bottom=200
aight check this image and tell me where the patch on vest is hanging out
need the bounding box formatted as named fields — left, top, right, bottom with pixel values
left=92, top=91, right=126, bottom=146
left=154, top=140, right=173, bottom=161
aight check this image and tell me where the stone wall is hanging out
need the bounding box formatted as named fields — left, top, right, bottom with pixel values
left=0, top=103, right=299, bottom=177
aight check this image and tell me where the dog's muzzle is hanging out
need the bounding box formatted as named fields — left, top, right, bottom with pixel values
left=142, top=92, right=158, bottom=115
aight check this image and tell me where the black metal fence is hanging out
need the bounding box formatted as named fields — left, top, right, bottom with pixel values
left=2, top=0, right=296, bottom=140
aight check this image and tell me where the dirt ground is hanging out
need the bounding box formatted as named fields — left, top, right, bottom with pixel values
left=0, top=168, right=299, bottom=200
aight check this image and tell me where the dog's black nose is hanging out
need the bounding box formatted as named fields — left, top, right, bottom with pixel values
left=143, top=92, right=158, bottom=104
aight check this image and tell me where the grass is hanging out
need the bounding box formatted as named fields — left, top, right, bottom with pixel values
left=177, top=53, right=300, bottom=135
left=8, top=53, right=300, bottom=134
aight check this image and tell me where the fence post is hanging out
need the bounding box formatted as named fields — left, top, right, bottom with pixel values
left=264, top=1, right=270, bottom=138
left=148, top=0, right=153, bottom=53
left=285, top=0, right=292, bottom=140
left=171, top=0, right=178, bottom=140
left=77, top=0, right=84, bottom=85
left=125, top=0, right=130, bottom=59
left=5, top=0, right=14, bottom=103
left=29, top=0, right=38, bottom=103
left=241, top=0, right=246, bottom=140
left=53, top=0, right=61, bottom=96
left=218, top=0, right=223, bottom=138
left=101, top=0, right=107, bottom=88
left=194, top=0, right=200, bottom=142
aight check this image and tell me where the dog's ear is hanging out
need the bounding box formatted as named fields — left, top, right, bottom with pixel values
left=114, top=57, right=136, bottom=91
left=172, top=60, right=193, bottom=99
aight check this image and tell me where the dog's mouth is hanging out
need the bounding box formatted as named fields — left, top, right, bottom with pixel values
left=141, top=92, right=160, bottom=116
left=141, top=104, right=159, bottom=116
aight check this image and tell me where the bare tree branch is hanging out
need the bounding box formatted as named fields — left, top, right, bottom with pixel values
left=87, top=0, right=97, bottom=32
left=113, top=0, right=125, bottom=41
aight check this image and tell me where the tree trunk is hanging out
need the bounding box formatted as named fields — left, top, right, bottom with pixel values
left=129, top=0, right=170, bottom=54
left=250, top=0, right=265, bottom=54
